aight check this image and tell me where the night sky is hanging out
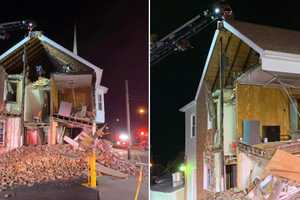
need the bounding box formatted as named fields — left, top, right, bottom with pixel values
left=151, top=0, right=300, bottom=166
left=0, top=1, right=148, bottom=136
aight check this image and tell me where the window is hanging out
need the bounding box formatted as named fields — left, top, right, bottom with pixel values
left=6, top=80, right=17, bottom=103
left=191, top=114, right=196, bottom=137
left=0, top=121, right=5, bottom=145
left=98, top=94, right=102, bottom=111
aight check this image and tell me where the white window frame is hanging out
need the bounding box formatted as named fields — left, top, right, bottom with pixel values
left=0, top=120, right=5, bottom=146
left=98, top=93, right=103, bottom=111
left=191, top=114, right=196, bottom=138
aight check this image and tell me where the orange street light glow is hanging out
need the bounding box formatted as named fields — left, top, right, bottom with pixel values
left=138, top=108, right=146, bottom=114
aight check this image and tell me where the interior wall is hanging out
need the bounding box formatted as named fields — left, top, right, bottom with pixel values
left=59, top=87, right=92, bottom=111
left=24, top=85, right=45, bottom=122
left=50, top=79, right=59, bottom=114
left=237, top=151, right=267, bottom=190
left=236, top=84, right=290, bottom=139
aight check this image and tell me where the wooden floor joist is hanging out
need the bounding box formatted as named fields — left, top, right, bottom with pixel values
left=52, top=114, right=93, bottom=128
left=238, top=142, right=272, bottom=159
left=0, top=111, right=21, bottom=118
left=24, top=122, right=50, bottom=129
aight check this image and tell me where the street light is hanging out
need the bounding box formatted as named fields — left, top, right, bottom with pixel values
left=138, top=107, right=146, bottom=115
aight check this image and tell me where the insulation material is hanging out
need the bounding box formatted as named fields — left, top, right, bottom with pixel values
left=5, top=117, right=21, bottom=150
left=236, top=84, right=290, bottom=139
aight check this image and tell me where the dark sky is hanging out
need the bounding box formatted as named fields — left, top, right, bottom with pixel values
left=151, top=0, right=300, bottom=165
left=0, top=0, right=148, bottom=136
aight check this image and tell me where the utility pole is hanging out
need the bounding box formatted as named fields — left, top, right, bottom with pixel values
left=218, top=20, right=226, bottom=192
left=20, top=44, right=27, bottom=146
left=125, top=80, right=132, bottom=160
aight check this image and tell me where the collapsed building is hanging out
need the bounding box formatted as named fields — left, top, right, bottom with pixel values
left=0, top=31, right=108, bottom=152
left=180, top=20, right=300, bottom=199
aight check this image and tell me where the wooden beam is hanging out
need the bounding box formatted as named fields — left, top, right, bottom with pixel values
left=225, top=39, right=242, bottom=86
left=1, top=38, right=40, bottom=67
left=5, top=43, right=44, bottom=72
left=242, top=48, right=252, bottom=72
left=211, top=33, right=233, bottom=91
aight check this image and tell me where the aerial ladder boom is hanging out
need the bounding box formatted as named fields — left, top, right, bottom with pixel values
left=150, top=2, right=232, bottom=66
left=0, top=20, right=36, bottom=40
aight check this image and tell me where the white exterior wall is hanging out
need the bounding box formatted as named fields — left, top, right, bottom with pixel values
left=95, top=85, right=107, bottom=124
left=182, top=102, right=197, bottom=200
left=237, top=151, right=268, bottom=190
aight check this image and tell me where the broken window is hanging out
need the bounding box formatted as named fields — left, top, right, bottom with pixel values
left=191, top=114, right=196, bottom=137
left=98, top=94, right=102, bottom=111
left=262, top=125, right=280, bottom=142
left=0, top=121, right=5, bottom=145
left=226, top=164, right=237, bottom=189
left=6, top=80, right=17, bottom=103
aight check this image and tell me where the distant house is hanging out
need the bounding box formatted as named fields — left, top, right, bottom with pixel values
left=0, top=31, right=108, bottom=152
left=180, top=20, right=300, bottom=199
left=151, top=176, right=185, bottom=200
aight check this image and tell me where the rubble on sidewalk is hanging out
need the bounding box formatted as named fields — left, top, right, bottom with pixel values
left=205, top=188, right=247, bottom=200
left=0, top=137, right=137, bottom=191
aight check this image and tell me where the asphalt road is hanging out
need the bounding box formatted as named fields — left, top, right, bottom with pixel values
left=98, top=174, right=148, bottom=200
left=0, top=179, right=98, bottom=200
left=0, top=175, right=149, bottom=200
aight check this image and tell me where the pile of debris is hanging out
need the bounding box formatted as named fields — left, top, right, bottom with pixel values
left=0, top=140, right=137, bottom=191
left=246, top=149, right=300, bottom=199
left=214, top=148, right=300, bottom=200
left=206, top=189, right=247, bottom=200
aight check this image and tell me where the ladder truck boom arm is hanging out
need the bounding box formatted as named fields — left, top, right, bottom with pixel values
left=150, top=2, right=232, bottom=66
left=0, top=20, right=36, bottom=39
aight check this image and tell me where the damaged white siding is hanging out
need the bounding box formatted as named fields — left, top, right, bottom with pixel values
left=180, top=101, right=197, bottom=200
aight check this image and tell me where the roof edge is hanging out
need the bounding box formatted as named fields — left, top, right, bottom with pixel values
left=0, top=36, right=30, bottom=61
left=194, top=30, right=220, bottom=100
left=38, top=34, right=103, bottom=74
left=223, top=20, right=264, bottom=55
left=179, top=100, right=196, bottom=112
left=261, top=50, right=300, bottom=74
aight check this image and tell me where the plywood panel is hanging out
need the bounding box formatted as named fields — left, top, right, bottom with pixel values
left=236, top=84, right=290, bottom=139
